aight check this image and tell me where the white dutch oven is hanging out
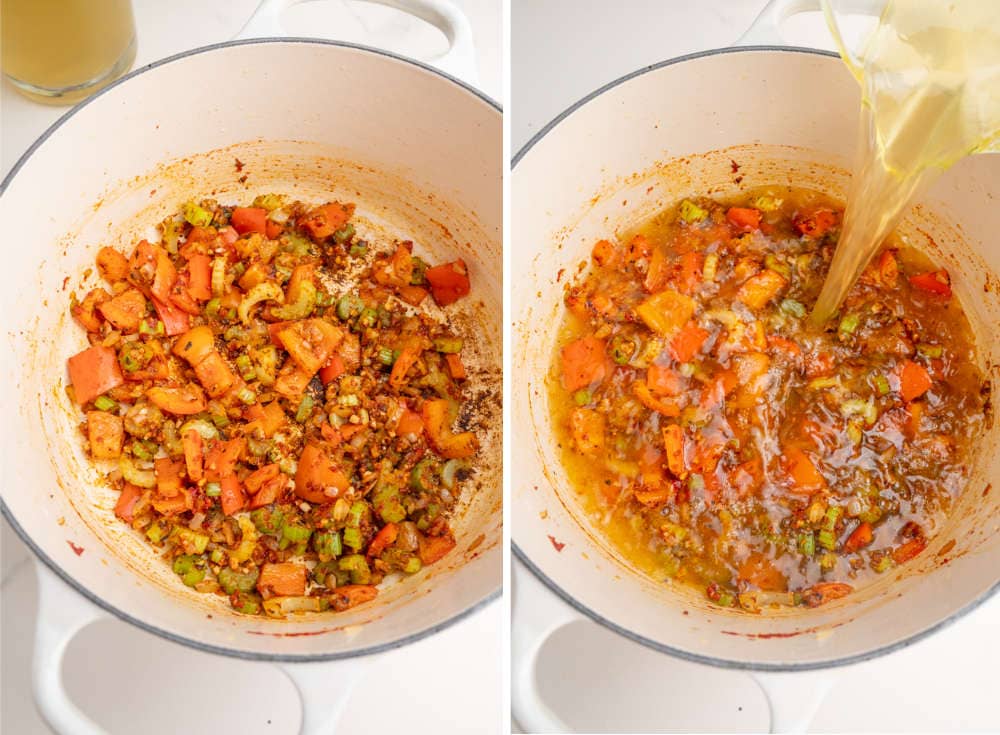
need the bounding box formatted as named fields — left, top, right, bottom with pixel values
left=0, top=3, right=501, bottom=734
left=511, top=3, right=1000, bottom=732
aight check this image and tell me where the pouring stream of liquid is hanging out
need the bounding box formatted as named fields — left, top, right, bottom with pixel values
left=811, top=0, right=1000, bottom=326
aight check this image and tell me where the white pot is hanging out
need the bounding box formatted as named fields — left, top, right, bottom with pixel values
left=0, top=25, right=501, bottom=735
left=511, top=42, right=1000, bottom=734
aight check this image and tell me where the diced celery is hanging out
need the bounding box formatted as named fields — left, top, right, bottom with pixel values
left=183, top=202, right=213, bottom=227
left=172, top=526, right=210, bottom=554
left=838, top=312, right=860, bottom=336
left=573, top=389, right=592, bottom=406
left=295, top=394, right=314, bottom=423
left=818, top=529, right=837, bottom=551
left=343, top=527, right=363, bottom=551
left=678, top=199, right=709, bottom=224
left=702, top=253, right=718, bottom=282
left=403, top=557, right=422, bottom=574
left=799, top=532, right=816, bottom=556
left=94, top=395, right=117, bottom=411
left=313, top=531, right=342, bottom=559
left=205, top=482, right=222, bottom=497
left=433, top=337, right=463, bottom=354
left=780, top=298, right=806, bottom=318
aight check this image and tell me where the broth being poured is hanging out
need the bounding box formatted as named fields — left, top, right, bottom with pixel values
left=811, top=0, right=1000, bottom=325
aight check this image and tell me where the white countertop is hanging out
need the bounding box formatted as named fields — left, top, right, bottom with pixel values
left=1, top=2, right=501, bottom=734
left=512, top=1, right=999, bottom=732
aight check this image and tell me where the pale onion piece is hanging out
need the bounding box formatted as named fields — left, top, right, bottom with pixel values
left=119, top=455, right=156, bottom=488
left=229, top=515, right=258, bottom=564
left=263, top=596, right=322, bottom=617
left=238, top=282, right=284, bottom=324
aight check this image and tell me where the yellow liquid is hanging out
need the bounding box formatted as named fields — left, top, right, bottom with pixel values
left=811, top=0, right=1000, bottom=325
left=1, top=0, right=136, bottom=104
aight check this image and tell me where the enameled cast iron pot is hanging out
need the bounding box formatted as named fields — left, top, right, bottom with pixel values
left=511, top=3, right=1000, bottom=732
left=0, top=3, right=501, bottom=733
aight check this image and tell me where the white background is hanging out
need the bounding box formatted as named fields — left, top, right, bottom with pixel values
left=511, top=1, right=999, bottom=733
left=1, top=1, right=501, bottom=734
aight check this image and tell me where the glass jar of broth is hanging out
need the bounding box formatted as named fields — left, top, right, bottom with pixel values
left=2, top=0, right=137, bottom=105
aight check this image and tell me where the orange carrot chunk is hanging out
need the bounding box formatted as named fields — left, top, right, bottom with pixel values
left=67, top=345, right=124, bottom=404
left=899, top=360, right=933, bottom=402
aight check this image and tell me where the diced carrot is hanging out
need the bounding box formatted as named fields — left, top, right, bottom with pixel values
left=258, top=562, right=307, bottom=597
left=569, top=407, right=605, bottom=454
left=114, top=483, right=143, bottom=523
left=182, top=429, right=203, bottom=482
left=794, top=208, right=838, bottom=238
left=96, top=247, right=129, bottom=283
left=878, top=250, right=898, bottom=288
left=299, top=202, right=355, bottom=241
left=98, top=288, right=147, bottom=332
left=783, top=446, right=826, bottom=494
left=265, top=220, right=283, bottom=240
left=634, top=289, right=696, bottom=337
left=389, top=337, right=424, bottom=388
left=185, top=225, right=216, bottom=243
left=67, top=345, right=124, bottom=404
left=146, top=385, right=207, bottom=415
left=634, top=486, right=674, bottom=507
left=767, top=335, right=802, bottom=358
left=633, top=381, right=682, bottom=416
left=662, top=424, right=686, bottom=478
left=421, top=399, right=479, bottom=458
left=367, top=523, right=399, bottom=558
left=560, top=336, right=607, bottom=391
left=844, top=522, right=874, bottom=553
left=273, top=364, right=312, bottom=399
left=908, top=270, right=952, bottom=298
left=151, top=296, right=190, bottom=336
left=738, top=553, right=787, bottom=591
left=219, top=474, right=246, bottom=515
left=396, top=408, right=425, bottom=436
left=230, top=207, right=267, bottom=236
left=444, top=353, right=467, bottom=381
left=71, top=288, right=110, bottom=332
left=187, top=253, right=212, bottom=300
left=425, top=259, right=471, bottom=306
left=670, top=323, right=709, bottom=363
left=899, top=360, right=932, bottom=402
left=295, top=442, right=349, bottom=504
left=168, top=276, right=202, bottom=316
left=726, top=207, right=762, bottom=231
left=646, top=363, right=682, bottom=395
left=192, top=352, right=235, bottom=397
left=219, top=288, right=242, bottom=312
left=244, top=401, right=285, bottom=438
left=328, top=584, right=379, bottom=611
left=802, top=582, right=853, bottom=607
left=674, top=251, right=704, bottom=295
left=644, top=247, right=670, bottom=293
left=397, top=284, right=429, bottom=306
left=130, top=240, right=177, bottom=304
left=278, top=319, right=344, bottom=376
left=203, top=438, right=244, bottom=482
left=417, top=533, right=457, bottom=565
left=319, top=355, right=346, bottom=385
left=737, top=270, right=787, bottom=310
left=592, top=239, right=618, bottom=267
left=87, top=411, right=123, bottom=459
left=245, top=463, right=281, bottom=495
left=892, top=537, right=928, bottom=564
left=154, top=458, right=185, bottom=498
left=173, top=325, right=216, bottom=365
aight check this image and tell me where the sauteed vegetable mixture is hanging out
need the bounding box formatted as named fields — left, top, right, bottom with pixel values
left=67, top=196, right=478, bottom=617
left=553, top=188, right=990, bottom=611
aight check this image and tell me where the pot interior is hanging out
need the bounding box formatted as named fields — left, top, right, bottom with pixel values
left=512, top=48, right=1000, bottom=667
left=1, top=41, right=501, bottom=658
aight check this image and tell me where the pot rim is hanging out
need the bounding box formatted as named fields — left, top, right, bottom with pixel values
left=0, top=37, right=501, bottom=663
left=511, top=43, right=1000, bottom=672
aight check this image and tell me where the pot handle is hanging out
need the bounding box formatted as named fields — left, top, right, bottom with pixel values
left=511, top=559, right=584, bottom=733
left=752, top=670, right=838, bottom=733
left=734, top=0, right=884, bottom=47
left=236, top=0, right=479, bottom=86
left=32, top=561, right=111, bottom=735
left=278, top=656, right=373, bottom=735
